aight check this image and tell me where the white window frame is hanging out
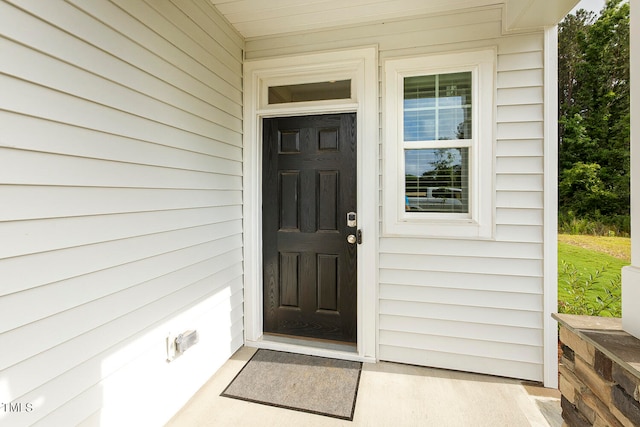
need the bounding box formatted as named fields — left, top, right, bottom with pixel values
left=383, top=49, right=496, bottom=238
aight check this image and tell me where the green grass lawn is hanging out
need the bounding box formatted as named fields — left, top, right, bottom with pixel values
left=557, top=234, right=630, bottom=317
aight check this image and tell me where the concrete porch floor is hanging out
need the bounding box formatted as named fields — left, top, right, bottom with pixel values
left=166, top=347, right=561, bottom=427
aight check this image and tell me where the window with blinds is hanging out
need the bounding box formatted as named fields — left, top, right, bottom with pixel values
left=383, top=49, right=495, bottom=237
left=403, top=72, right=472, bottom=213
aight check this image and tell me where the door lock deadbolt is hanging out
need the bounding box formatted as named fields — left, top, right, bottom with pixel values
left=347, top=212, right=357, bottom=227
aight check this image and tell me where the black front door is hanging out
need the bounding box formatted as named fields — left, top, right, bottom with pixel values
left=262, top=113, right=357, bottom=343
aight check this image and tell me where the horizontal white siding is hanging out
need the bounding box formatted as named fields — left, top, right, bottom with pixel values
left=0, top=0, right=244, bottom=425
left=246, top=6, right=547, bottom=381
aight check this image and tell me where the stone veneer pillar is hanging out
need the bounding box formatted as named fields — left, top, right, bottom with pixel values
left=554, top=314, right=640, bottom=427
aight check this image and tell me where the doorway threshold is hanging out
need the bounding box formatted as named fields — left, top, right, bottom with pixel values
left=246, top=334, right=368, bottom=363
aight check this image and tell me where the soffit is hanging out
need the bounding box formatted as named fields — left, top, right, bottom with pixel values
left=210, top=0, right=579, bottom=39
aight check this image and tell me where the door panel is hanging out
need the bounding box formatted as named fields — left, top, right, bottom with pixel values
left=262, top=113, right=357, bottom=343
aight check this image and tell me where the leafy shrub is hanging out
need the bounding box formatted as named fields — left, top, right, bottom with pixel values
left=557, top=260, right=621, bottom=317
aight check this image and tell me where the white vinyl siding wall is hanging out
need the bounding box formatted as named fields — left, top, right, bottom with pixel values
left=246, top=6, right=546, bottom=381
left=0, top=0, right=243, bottom=425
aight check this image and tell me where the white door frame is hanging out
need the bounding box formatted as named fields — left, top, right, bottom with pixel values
left=243, top=47, right=378, bottom=362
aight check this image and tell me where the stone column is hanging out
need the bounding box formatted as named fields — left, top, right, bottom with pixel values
left=622, top=1, right=640, bottom=340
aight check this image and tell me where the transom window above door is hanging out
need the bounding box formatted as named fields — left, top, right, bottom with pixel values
left=383, top=49, right=495, bottom=238
left=268, top=80, right=352, bottom=104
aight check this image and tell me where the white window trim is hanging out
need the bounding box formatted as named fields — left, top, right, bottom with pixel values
left=383, top=49, right=496, bottom=238
left=243, top=47, right=378, bottom=362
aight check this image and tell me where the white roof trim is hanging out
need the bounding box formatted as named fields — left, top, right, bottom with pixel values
left=504, top=0, right=579, bottom=32
left=210, top=0, right=579, bottom=39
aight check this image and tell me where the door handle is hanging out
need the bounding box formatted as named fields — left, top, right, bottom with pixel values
left=346, top=230, right=362, bottom=245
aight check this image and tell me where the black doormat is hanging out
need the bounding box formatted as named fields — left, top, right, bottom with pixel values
left=221, top=349, right=362, bottom=421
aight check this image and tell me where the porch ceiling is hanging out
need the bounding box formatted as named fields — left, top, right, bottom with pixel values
left=209, top=0, right=579, bottom=39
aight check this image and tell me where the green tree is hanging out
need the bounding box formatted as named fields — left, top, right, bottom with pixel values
left=558, top=9, right=595, bottom=123
left=559, top=162, right=617, bottom=216
left=558, top=113, right=594, bottom=171
left=558, top=0, right=630, bottom=230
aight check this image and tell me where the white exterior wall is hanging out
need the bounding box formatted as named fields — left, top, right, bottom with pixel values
left=246, top=6, right=549, bottom=382
left=0, top=1, right=244, bottom=425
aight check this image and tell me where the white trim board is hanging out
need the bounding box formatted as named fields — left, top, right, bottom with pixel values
left=543, top=26, right=559, bottom=389
left=242, top=47, right=379, bottom=361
